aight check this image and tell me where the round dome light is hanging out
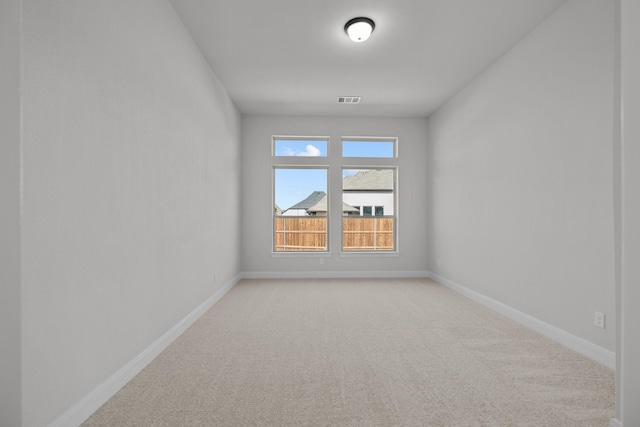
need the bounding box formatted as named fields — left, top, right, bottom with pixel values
left=344, top=17, right=375, bottom=43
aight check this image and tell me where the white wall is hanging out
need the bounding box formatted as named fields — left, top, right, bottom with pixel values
left=242, top=115, right=428, bottom=276
left=426, top=0, right=615, bottom=353
left=616, top=0, right=640, bottom=424
left=20, top=1, right=241, bottom=425
left=343, top=193, right=394, bottom=216
left=282, top=209, right=310, bottom=216
left=0, top=0, right=22, bottom=425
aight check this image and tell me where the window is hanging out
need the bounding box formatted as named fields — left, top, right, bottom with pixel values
left=272, top=136, right=397, bottom=253
left=342, top=168, right=396, bottom=251
left=274, top=168, right=328, bottom=252
left=342, top=139, right=395, bottom=158
left=274, top=138, right=327, bottom=157
left=273, top=137, right=329, bottom=252
left=356, top=206, right=384, bottom=216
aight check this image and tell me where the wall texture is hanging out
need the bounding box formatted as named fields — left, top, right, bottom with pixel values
left=21, top=1, right=241, bottom=425
left=0, top=0, right=22, bottom=425
left=426, top=0, right=615, bottom=352
left=241, top=115, right=429, bottom=276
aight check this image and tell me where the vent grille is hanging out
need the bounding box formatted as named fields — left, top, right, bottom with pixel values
left=338, top=96, right=361, bottom=104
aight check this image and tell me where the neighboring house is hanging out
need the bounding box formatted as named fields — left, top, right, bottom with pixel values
left=274, top=204, right=282, bottom=216
left=342, top=169, right=394, bottom=216
left=306, top=195, right=360, bottom=216
left=282, top=170, right=394, bottom=217
left=281, top=191, right=326, bottom=216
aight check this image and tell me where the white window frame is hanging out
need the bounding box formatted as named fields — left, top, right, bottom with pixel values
left=271, top=135, right=399, bottom=255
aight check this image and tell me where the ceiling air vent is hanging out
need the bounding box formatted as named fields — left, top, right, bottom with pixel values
left=338, top=96, right=361, bottom=104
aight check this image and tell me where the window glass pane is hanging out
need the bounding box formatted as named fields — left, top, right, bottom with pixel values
left=342, top=140, right=395, bottom=158
left=342, top=169, right=394, bottom=216
left=342, top=217, right=395, bottom=251
left=342, top=168, right=395, bottom=251
left=274, top=139, right=328, bottom=157
left=275, top=168, right=327, bottom=214
left=274, top=168, right=328, bottom=251
left=274, top=217, right=327, bottom=251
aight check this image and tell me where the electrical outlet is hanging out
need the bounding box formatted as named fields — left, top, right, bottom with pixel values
left=319, top=258, right=324, bottom=265
left=594, top=311, right=605, bottom=329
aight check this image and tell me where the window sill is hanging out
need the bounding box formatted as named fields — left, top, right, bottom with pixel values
left=340, top=251, right=399, bottom=257
left=271, top=251, right=330, bottom=258
left=271, top=251, right=399, bottom=258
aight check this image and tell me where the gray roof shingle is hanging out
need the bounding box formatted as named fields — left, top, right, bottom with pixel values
left=286, top=191, right=326, bottom=210
left=307, top=196, right=359, bottom=213
left=343, top=169, right=393, bottom=191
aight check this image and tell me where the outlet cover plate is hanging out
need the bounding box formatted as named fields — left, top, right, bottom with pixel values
left=594, top=311, right=605, bottom=328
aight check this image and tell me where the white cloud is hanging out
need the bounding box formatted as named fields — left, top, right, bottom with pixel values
left=298, top=144, right=321, bottom=157
left=279, top=144, right=322, bottom=157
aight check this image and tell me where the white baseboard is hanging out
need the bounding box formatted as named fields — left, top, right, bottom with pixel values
left=48, top=274, right=241, bottom=427
left=241, top=270, right=430, bottom=280
left=609, top=418, right=622, bottom=427
left=428, top=272, right=616, bottom=370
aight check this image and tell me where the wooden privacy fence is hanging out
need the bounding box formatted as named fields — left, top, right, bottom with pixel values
left=274, top=217, right=394, bottom=251
left=342, top=217, right=394, bottom=251
left=274, top=217, right=327, bottom=251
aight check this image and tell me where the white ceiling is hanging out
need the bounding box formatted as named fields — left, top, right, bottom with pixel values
left=168, top=0, right=568, bottom=118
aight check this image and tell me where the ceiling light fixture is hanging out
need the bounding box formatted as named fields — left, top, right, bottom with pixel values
left=344, top=17, right=375, bottom=43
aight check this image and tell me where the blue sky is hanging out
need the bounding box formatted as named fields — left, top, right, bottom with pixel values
left=274, top=140, right=328, bottom=157
left=274, top=139, right=394, bottom=158
left=342, top=140, right=394, bottom=158
left=274, top=168, right=327, bottom=210
left=274, top=139, right=394, bottom=210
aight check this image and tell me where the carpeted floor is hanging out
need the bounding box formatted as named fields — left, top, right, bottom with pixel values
left=83, top=278, right=614, bottom=426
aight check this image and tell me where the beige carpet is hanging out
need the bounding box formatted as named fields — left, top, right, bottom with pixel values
left=83, top=278, right=614, bottom=426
